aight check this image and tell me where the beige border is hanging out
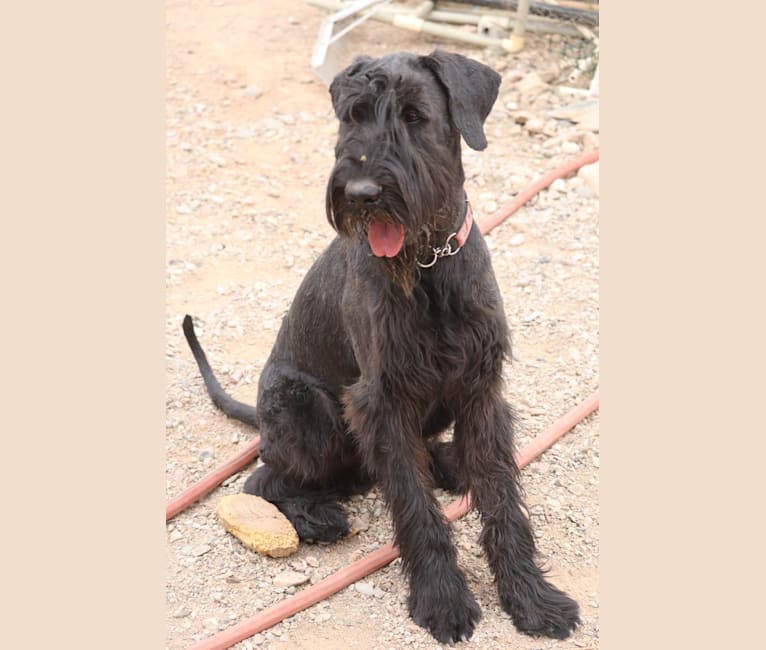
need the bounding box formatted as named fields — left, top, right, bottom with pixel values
left=602, top=2, right=766, bottom=649
left=4, top=2, right=164, bottom=648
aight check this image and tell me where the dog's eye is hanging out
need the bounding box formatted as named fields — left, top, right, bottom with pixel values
left=402, top=107, right=423, bottom=125
left=346, top=101, right=372, bottom=124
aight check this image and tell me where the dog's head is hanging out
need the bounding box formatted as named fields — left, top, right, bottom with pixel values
left=325, top=50, right=501, bottom=292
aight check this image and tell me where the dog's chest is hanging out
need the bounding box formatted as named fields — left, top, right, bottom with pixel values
left=382, top=286, right=504, bottom=390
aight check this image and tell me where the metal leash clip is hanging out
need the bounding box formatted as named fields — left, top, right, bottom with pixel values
left=417, top=232, right=462, bottom=268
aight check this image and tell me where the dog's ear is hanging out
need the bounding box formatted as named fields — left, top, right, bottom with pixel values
left=329, top=55, right=374, bottom=119
left=422, top=50, right=501, bottom=151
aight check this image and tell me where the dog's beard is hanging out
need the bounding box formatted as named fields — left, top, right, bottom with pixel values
left=338, top=204, right=456, bottom=296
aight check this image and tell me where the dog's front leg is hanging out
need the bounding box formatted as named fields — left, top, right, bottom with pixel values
left=344, top=382, right=481, bottom=644
left=454, top=392, right=580, bottom=639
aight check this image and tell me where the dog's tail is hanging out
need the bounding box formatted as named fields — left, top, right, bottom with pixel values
left=182, top=315, right=260, bottom=428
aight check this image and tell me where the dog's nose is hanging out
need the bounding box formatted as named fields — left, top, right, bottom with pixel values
left=345, top=179, right=381, bottom=207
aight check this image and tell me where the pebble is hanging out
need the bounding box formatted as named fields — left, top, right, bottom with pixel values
left=547, top=497, right=562, bottom=510
left=207, top=153, right=227, bottom=167
left=305, top=555, right=319, bottom=568
left=550, top=178, right=567, bottom=193
left=245, top=84, right=263, bottom=99
left=524, top=118, right=544, bottom=134
left=355, top=581, right=375, bottom=596
left=173, top=606, right=191, bottom=618
left=578, top=161, right=599, bottom=196
left=191, top=544, right=212, bottom=557
left=562, top=140, right=581, bottom=154
left=569, top=484, right=586, bottom=497
left=315, top=611, right=332, bottom=623
left=532, top=461, right=551, bottom=474
left=509, top=233, right=525, bottom=246
left=169, top=530, right=183, bottom=543
left=273, top=571, right=310, bottom=588
left=199, top=448, right=214, bottom=462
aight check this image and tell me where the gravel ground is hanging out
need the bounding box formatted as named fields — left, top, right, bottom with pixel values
left=166, top=1, right=599, bottom=648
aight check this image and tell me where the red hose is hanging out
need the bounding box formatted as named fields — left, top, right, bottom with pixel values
left=186, top=391, right=599, bottom=650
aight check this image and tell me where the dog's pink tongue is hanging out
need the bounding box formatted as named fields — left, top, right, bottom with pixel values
left=368, top=220, right=405, bottom=257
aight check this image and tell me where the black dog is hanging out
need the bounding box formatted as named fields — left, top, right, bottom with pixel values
left=183, top=50, right=579, bottom=643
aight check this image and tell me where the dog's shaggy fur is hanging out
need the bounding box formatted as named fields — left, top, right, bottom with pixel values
left=183, top=50, right=579, bottom=644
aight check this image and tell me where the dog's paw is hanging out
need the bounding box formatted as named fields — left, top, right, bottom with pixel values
left=289, top=501, right=350, bottom=544
left=500, top=579, right=580, bottom=639
left=408, top=571, right=482, bottom=644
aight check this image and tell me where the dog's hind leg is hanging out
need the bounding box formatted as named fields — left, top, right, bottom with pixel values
left=244, top=465, right=352, bottom=543
left=245, top=364, right=370, bottom=543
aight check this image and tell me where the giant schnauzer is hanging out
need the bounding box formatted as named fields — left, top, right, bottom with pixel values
left=183, top=50, right=580, bottom=643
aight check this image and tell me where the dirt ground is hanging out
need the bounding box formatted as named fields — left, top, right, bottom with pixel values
left=165, top=1, right=599, bottom=648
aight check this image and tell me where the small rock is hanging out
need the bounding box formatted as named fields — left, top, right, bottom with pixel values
left=569, top=484, right=586, bottom=497
left=173, top=606, right=191, bottom=618
left=509, top=233, right=525, bottom=246
left=245, top=84, right=263, bottom=99
left=543, top=119, right=558, bottom=137
left=199, top=448, right=214, bottom=462
left=273, top=571, right=310, bottom=588
left=578, top=161, right=599, bottom=196
left=355, top=581, right=375, bottom=596
left=191, top=544, right=212, bottom=557
left=522, top=311, right=540, bottom=324
left=524, top=118, right=544, bottom=134
left=534, top=461, right=550, bottom=475
left=208, top=153, right=226, bottom=167
left=305, top=555, right=319, bottom=568
left=550, top=178, right=567, bottom=193
left=169, top=530, right=183, bottom=543
left=217, top=494, right=299, bottom=557
left=561, top=140, right=580, bottom=154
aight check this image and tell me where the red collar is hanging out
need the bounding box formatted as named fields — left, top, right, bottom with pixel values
left=455, top=202, right=473, bottom=247
left=417, top=202, right=474, bottom=268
